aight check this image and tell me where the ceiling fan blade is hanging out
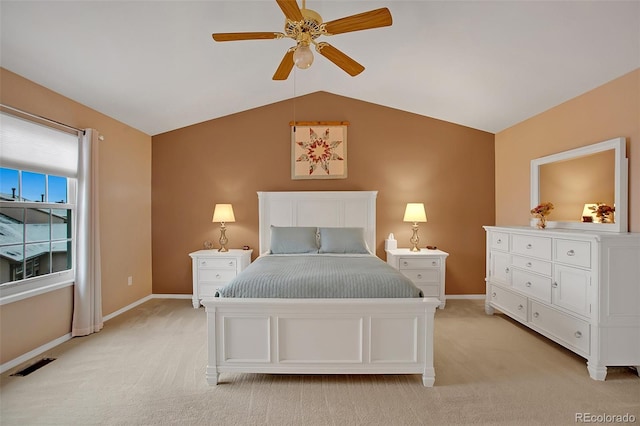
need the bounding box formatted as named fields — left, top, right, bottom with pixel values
left=212, top=32, right=283, bottom=42
left=316, top=43, right=364, bottom=77
left=323, top=7, right=392, bottom=35
left=276, top=0, right=304, bottom=22
left=273, top=49, right=295, bottom=80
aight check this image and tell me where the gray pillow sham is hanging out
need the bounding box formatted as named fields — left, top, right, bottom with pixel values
left=270, top=226, right=319, bottom=254
left=318, top=227, right=370, bottom=254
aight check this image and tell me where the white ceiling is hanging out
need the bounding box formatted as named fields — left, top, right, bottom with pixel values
left=1, top=1, right=639, bottom=136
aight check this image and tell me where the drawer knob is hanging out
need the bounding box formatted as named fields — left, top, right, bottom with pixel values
left=517, top=304, right=524, bottom=310
left=526, top=244, right=532, bottom=249
left=432, top=261, right=437, bottom=266
left=575, top=331, right=582, bottom=338
left=202, top=261, right=207, bottom=266
left=505, top=267, right=510, bottom=274
left=215, top=273, right=221, bottom=279
left=492, top=292, right=497, bottom=298
left=417, top=274, right=422, bottom=279
left=552, top=282, right=558, bottom=288
left=526, top=262, right=532, bottom=268
left=228, top=261, right=234, bottom=266
left=533, top=312, right=539, bottom=318
left=403, top=261, right=409, bottom=266
left=567, top=250, right=575, bottom=256
left=497, top=238, right=502, bottom=244
left=525, top=281, right=532, bottom=287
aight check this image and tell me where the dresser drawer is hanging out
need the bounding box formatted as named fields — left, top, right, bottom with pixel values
left=511, top=234, right=552, bottom=260
left=554, top=239, right=591, bottom=269
left=511, top=255, right=551, bottom=276
left=401, top=269, right=440, bottom=284
left=489, top=285, right=527, bottom=322
left=199, top=258, right=237, bottom=270
left=512, top=269, right=551, bottom=303
left=490, top=231, right=510, bottom=251
left=530, top=300, right=590, bottom=355
left=199, top=269, right=237, bottom=282
left=399, top=257, right=440, bottom=269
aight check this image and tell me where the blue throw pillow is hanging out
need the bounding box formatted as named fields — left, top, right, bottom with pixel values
left=270, top=226, right=318, bottom=254
left=318, top=227, right=370, bottom=254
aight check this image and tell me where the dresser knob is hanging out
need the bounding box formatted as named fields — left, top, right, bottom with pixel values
left=497, top=238, right=502, bottom=244
left=215, top=274, right=221, bottom=279
left=228, top=261, right=234, bottom=266
left=403, top=261, right=409, bottom=266
left=552, top=282, right=558, bottom=288
left=432, top=261, right=437, bottom=266
left=575, top=331, right=582, bottom=338
left=202, top=261, right=207, bottom=266
left=526, top=262, right=532, bottom=268
left=417, top=274, right=422, bottom=279
left=518, top=304, right=523, bottom=310
left=567, top=250, right=575, bottom=256
left=525, top=281, right=532, bottom=287
left=533, top=312, right=539, bottom=318
left=505, top=267, right=510, bottom=274
left=526, top=244, right=532, bottom=249
left=492, top=292, right=497, bottom=298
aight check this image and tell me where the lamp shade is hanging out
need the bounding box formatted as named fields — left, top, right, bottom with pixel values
left=403, top=203, right=427, bottom=223
left=212, top=204, right=235, bottom=223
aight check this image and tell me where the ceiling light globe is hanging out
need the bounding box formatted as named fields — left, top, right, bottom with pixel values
left=293, top=45, right=314, bottom=69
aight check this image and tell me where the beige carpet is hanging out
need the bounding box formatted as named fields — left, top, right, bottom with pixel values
left=1, top=299, right=638, bottom=426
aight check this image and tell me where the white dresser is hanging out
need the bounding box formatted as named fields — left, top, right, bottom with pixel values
left=484, top=226, right=640, bottom=380
left=386, top=248, right=448, bottom=308
left=189, top=249, right=252, bottom=308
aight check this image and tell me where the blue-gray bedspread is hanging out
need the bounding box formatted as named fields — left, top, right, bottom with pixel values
left=215, top=254, right=423, bottom=298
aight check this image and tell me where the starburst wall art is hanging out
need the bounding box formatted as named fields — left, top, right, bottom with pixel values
left=290, top=121, right=348, bottom=180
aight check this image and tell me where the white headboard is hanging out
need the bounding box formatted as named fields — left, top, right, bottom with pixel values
left=257, top=191, right=378, bottom=255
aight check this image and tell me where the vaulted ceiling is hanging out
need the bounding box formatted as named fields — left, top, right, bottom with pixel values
left=1, top=1, right=638, bottom=136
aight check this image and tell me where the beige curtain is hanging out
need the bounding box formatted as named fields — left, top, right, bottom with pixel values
left=72, top=129, right=103, bottom=337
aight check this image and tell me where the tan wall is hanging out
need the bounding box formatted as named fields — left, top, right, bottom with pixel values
left=152, top=92, right=495, bottom=296
left=0, top=68, right=153, bottom=365
left=495, top=69, right=640, bottom=231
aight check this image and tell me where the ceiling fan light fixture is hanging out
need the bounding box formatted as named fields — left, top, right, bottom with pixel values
left=293, top=43, right=314, bottom=69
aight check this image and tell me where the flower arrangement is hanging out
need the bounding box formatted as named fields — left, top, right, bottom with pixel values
left=531, top=202, right=554, bottom=229
left=589, top=203, right=615, bottom=223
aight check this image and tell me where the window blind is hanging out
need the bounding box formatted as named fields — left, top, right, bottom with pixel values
left=0, top=112, right=80, bottom=177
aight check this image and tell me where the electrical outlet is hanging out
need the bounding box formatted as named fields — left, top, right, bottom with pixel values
left=127, top=276, right=133, bottom=286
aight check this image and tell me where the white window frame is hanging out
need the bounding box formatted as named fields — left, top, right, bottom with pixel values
left=0, top=111, right=81, bottom=305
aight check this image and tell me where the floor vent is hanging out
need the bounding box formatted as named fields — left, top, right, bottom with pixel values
left=11, top=358, right=56, bottom=377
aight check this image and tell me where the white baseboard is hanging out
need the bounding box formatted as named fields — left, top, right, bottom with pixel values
left=0, top=333, right=72, bottom=374
left=2, top=293, right=192, bottom=374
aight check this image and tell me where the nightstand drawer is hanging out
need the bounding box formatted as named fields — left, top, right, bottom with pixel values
left=199, top=258, right=237, bottom=270
left=199, top=282, right=221, bottom=297
left=199, top=269, right=236, bottom=282
left=399, top=257, right=440, bottom=269
left=401, top=269, right=440, bottom=284
left=418, top=284, right=440, bottom=297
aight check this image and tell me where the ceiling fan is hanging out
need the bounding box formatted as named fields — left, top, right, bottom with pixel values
left=212, top=0, right=392, bottom=80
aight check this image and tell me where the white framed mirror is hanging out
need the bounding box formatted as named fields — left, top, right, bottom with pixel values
left=530, top=137, right=628, bottom=233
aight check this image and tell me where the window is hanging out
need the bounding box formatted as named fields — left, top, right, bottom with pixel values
left=0, top=112, right=80, bottom=302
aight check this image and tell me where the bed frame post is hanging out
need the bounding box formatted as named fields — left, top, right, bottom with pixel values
left=205, top=304, right=219, bottom=385
left=422, top=303, right=436, bottom=387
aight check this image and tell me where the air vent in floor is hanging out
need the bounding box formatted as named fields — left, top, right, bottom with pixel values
left=11, top=358, right=56, bottom=376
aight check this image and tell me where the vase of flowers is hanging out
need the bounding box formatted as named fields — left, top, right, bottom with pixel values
left=531, top=202, right=554, bottom=229
left=590, top=203, right=615, bottom=223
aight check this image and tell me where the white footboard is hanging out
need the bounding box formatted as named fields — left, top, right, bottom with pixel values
left=201, top=297, right=439, bottom=387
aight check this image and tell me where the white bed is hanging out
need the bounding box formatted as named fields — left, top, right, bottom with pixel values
left=201, top=191, right=440, bottom=386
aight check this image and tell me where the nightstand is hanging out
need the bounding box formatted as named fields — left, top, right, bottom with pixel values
left=385, top=248, right=449, bottom=308
left=188, top=249, right=252, bottom=308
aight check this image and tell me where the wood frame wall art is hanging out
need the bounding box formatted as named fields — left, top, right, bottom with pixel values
left=290, top=121, right=348, bottom=180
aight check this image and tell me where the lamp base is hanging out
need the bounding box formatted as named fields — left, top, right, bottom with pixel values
left=409, top=223, right=420, bottom=252
left=218, top=224, right=229, bottom=252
